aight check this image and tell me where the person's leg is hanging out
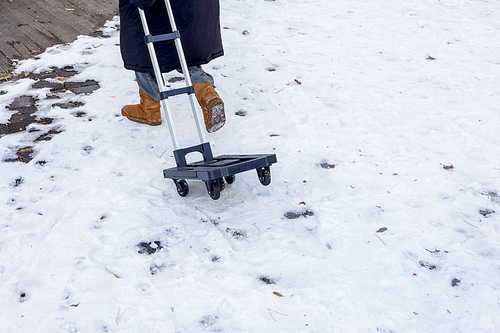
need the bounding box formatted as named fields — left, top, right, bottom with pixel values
left=121, top=71, right=162, bottom=126
left=123, top=68, right=225, bottom=132
left=188, top=65, right=215, bottom=85
left=189, top=66, right=226, bottom=133
left=135, top=72, right=161, bottom=101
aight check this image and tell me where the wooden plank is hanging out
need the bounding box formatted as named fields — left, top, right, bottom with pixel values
left=0, top=50, right=12, bottom=73
left=2, top=1, right=72, bottom=45
left=1, top=14, right=46, bottom=57
left=0, top=0, right=118, bottom=76
left=42, top=0, right=115, bottom=32
left=0, top=26, right=19, bottom=62
left=0, top=2, right=81, bottom=67
left=19, top=0, right=90, bottom=36
left=0, top=26, right=33, bottom=60
left=69, top=0, right=117, bottom=21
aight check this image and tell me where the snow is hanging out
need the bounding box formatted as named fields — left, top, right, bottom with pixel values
left=1, top=0, right=500, bottom=331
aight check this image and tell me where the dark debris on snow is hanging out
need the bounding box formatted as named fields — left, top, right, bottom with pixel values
left=284, top=209, right=314, bottom=219
left=259, top=276, right=277, bottom=285
left=136, top=241, right=163, bottom=255
left=1, top=67, right=99, bottom=163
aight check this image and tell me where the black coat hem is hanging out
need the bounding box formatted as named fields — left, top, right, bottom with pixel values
left=124, top=49, right=224, bottom=73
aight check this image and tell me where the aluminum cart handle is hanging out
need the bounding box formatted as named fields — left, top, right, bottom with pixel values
left=138, top=0, right=206, bottom=150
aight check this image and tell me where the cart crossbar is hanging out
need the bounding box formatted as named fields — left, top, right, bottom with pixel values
left=144, top=31, right=180, bottom=44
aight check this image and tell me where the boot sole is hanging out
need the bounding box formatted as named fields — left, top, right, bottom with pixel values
left=121, top=109, right=162, bottom=126
left=205, top=98, right=226, bottom=133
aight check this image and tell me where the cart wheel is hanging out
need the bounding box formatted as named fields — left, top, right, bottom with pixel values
left=174, top=180, right=189, bottom=197
left=206, top=179, right=222, bottom=200
left=225, top=175, right=236, bottom=184
left=256, top=166, right=271, bottom=186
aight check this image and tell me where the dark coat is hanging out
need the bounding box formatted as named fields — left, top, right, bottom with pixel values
left=119, top=0, right=224, bottom=73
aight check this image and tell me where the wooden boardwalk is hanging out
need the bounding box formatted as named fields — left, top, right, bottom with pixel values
left=0, top=0, right=119, bottom=76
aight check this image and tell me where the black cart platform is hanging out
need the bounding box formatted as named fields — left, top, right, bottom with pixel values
left=163, top=143, right=277, bottom=200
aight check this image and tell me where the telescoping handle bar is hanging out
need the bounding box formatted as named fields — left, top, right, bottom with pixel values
left=138, top=0, right=207, bottom=150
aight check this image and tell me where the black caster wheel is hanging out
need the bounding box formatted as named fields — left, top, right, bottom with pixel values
left=174, top=179, right=189, bottom=197
left=224, top=175, right=235, bottom=184
left=256, top=166, right=271, bottom=186
left=205, top=178, right=223, bottom=200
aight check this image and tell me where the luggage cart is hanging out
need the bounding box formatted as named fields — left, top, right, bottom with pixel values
left=138, top=0, right=277, bottom=200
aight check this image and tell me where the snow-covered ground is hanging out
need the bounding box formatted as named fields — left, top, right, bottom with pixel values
left=1, top=0, right=500, bottom=331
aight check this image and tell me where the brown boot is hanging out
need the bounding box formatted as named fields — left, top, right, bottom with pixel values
left=121, top=89, right=162, bottom=126
left=192, top=82, right=226, bottom=133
